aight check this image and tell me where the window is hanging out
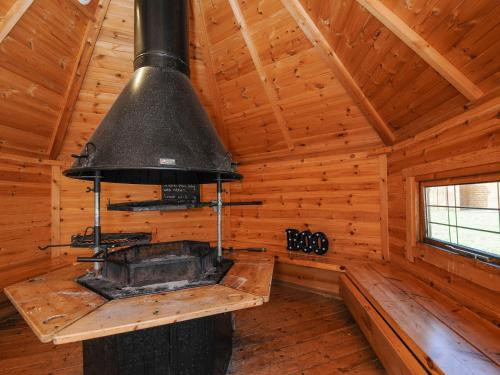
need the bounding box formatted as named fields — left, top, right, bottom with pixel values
left=422, top=178, right=500, bottom=263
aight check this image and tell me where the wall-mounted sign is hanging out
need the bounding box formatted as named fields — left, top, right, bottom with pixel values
left=162, top=184, right=200, bottom=205
left=285, top=229, right=329, bottom=255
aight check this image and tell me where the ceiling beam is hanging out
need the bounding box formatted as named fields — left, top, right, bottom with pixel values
left=281, top=0, right=395, bottom=146
left=356, top=0, right=483, bottom=102
left=195, top=0, right=230, bottom=151
left=48, top=0, right=111, bottom=160
left=228, top=0, right=294, bottom=151
left=0, top=0, right=33, bottom=44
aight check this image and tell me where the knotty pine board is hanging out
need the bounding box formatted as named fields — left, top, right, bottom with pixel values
left=386, top=97, right=500, bottom=325
left=4, top=263, right=106, bottom=343
left=222, top=253, right=275, bottom=302
left=346, top=264, right=500, bottom=374
left=0, top=159, right=52, bottom=273
left=0, top=0, right=90, bottom=156
left=204, top=0, right=384, bottom=157
left=228, top=153, right=384, bottom=262
left=300, top=0, right=493, bottom=140
left=53, top=285, right=263, bottom=344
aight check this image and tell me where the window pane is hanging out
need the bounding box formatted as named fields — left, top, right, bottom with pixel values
left=426, top=186, right=439, bottom=205
left=447, top=185, right=456, bottom=206
left=428, top=206, right=449, bottom=225
left=456, top=208, right=499, bottom=232
left=428, top=223, right=450, bottom=243
left=423, top=178, right=500, bottom=262
left=457, top=227, right=500, bottom=256
left=449, top=207, right=457, bottom=226
left=450, top=226, right=458, bottom=244
left=457, top=182, right=498, bottom=209
left=437, top=186, right=448, bottom=206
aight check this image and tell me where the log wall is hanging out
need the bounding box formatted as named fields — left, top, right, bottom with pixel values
left=386, top=97, right=500, bottom=324
left=0, top=158, right=51, bottom=276
left=0, top=156, right=69, bottom=319
left=226, top=151, right=387, bottom=294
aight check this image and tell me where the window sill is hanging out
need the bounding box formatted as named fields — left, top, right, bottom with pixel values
left=412, top=242, right=499, bottom=292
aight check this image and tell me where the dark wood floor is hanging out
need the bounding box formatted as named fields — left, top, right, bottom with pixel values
left=0, top=283, right=384, bottom=375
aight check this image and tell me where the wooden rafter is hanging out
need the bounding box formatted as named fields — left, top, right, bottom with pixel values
left=356, top=0, right=483, bottom=102
left=281, top=0, right=396, bottom=146
left=0, top=0, right=33, bottom=44
left=228, top=0, right=294, bottom=151
left=195, top=0, right=230, bottom=150
left=48, top=0, right=111, bottom=159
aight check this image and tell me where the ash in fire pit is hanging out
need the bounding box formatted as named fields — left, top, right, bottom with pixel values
left=78, top=241, right=233, bottom=300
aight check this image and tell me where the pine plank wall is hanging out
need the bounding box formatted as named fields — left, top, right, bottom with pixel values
left=386, top=100, right=500, bottom=325
left=0, top=159, right=51, bottom=280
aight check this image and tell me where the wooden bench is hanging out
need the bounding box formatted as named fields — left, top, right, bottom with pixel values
left=340, top=263, right=500, bottom=375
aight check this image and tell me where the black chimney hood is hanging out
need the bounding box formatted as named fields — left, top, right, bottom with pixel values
left=64, top=0, right=240, bottom=185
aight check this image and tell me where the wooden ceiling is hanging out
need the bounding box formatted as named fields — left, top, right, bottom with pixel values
left=0, top=0, right=99, bottom=157
left=0, top=0, right=498, bottom=161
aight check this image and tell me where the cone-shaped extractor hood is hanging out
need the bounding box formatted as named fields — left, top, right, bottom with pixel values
left=64, top=0, right=240, bottom=184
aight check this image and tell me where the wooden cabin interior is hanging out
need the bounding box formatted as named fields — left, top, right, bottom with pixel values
left=0, top=0, right=499, bottom=374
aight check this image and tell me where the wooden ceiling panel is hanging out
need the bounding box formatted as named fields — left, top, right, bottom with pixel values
left=210, top=33, right=255, bottom=83
left=244, top=8, right=312, bottom=66
left=0, top=0, right=17, bottom=17
left=225, top=106, right=287, bottom=157
left=200, top=1, right=288, bottom=156
left=199, top=0, right=287, bottom=156
left=263, top=49, right=336, bottom=101
left=212, top=0, right=385, bottom=157
left=300, top=0, right=472, bottom=139
left=0, top=0, right=91, bottom=156
left=1, top=0, right=496, bottom=160
left=381, top=0, right=500, bottom=93
left=238, top=0, right=282, bottom=25
left=0, top=37, right=67, bottom=94
left=0, top=66, right=61, bottom=117
left=203, top=0, right=240, bottom=46
left=280, top=90, right=372, bottom=138
left=218, top=70, right=273, bottom=116
left=244, top=0, right=384, bottom=152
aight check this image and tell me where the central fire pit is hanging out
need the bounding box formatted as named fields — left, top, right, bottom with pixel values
left=78, top=241, right=233, bottom=300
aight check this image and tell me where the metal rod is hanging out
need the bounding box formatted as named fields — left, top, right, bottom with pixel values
left=216, top=176, right=223, bottom=263
left=77, top=257, right=105, bottom=263
left=426, top=204, right=498, bottom=211
left=93, top=171, right=101, bottom=272
left=427, top=221, right=499, bottom=235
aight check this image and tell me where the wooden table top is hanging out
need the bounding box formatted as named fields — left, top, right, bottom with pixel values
left=4, top=252, right=274, bottom=345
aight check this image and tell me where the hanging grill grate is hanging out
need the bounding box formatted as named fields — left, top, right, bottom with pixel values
left=38, top=228, right=152, bottom=251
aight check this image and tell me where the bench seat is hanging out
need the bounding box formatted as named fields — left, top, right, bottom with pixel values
left=340, top=263, right=500, bottom=375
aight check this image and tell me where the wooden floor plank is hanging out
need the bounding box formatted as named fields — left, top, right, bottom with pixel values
left=229, top=283, right=384, bottom=374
